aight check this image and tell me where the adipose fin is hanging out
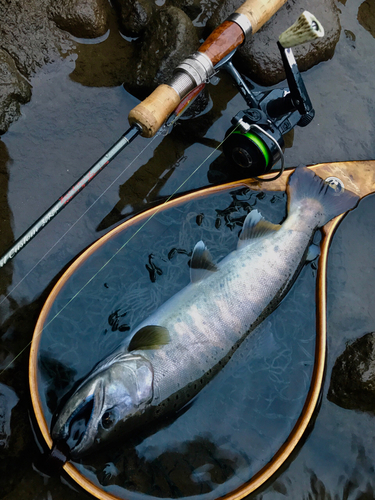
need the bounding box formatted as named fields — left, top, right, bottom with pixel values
left=238, top=210, right=281, bottom=250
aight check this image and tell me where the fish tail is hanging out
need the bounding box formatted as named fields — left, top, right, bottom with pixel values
left=287, top=166, right=359, bottom=227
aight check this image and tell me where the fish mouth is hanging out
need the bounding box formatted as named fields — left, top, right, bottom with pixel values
left=64, top=396, right=95, bottom=453
left=53, top=379, right=104, bottom=458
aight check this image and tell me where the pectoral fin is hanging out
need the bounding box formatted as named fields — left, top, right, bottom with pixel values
left=238, top=210, right=281, bottom=249
left=190, top=240, right=218, bottom=283
left=128, top=325, right=170, bottom=351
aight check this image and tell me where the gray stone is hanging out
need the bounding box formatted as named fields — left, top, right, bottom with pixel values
left=112, top=0, right=155, bottom=36
left=0, top=49, right=32, bottom=134
left=207, top=0, right=341, bottom=86
left=123, top=6, right=200, bottom=98
left=328, top=332, right=375, bottom=414
left=48, top=0, right=110, bottom=39
left=357, top=0, right=375, bottom=39
left=0, top=0, right=72, bottom=77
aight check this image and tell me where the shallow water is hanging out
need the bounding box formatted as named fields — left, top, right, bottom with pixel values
left=1, top=0, right=375, bottom=499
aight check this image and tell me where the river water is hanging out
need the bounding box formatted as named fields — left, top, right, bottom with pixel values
left=1, top=0, right=375, bottom=499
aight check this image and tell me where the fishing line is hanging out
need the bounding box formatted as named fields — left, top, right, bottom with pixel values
left=0, top=132, right=162, bottom=309
left=0, top=124, right=242, bottom=376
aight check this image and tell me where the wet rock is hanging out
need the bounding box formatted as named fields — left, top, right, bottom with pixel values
left=328, top=332, right=375, bottom=413
left=0, top=0, right=115, bottom=131
left=168, top=0, right=203, bottom=20
left=112, top=0, right=155, bottom=36
left=123, top=6, right=199, bottom=98
left=0, top=383, right=19, bottom=449
left=357, top=0, right=375, bottom=39
left=0, top=50, right=32, bottom=134
left=168, top=0, right=219, bottom=22
left=0, top=382, right=33, bottom=498
left=0, top=0, right=72, bottom=78
left=48, top=0, right=110, bottom=39
left=207, top=0, right=341, bottom=86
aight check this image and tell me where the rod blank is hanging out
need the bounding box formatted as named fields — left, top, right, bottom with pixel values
left=0, top=125, right=141, bottom=268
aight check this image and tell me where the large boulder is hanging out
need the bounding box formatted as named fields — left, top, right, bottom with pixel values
left=0, top=50, right=31, bottom=134
left=328, top=332, right=375, bottom=414
left=123, top=6, right=200, bottom=98
left=47, top=0, right=110, bottom=39
left=207, top=0, right=341, bottom=86
left=357, top=0, right=375, bottom=38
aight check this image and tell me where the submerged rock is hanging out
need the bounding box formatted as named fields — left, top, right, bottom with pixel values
left=123, top=6, right=199, bottom=98
left=47, top=0, right=110, bottom=39
left=207, top=0, right=341, bottom=86
left=328, top=332, right=375, bottom=414
left=0, top=50, right=32, bottom=134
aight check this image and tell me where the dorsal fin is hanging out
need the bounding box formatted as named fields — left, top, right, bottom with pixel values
left=190, top=240, right=218, bottom=283
left=238, top=210, right=281, bottom=249
left=128, top=325, right=170, bottom=351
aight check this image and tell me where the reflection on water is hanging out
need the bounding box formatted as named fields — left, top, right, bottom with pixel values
left=70, top=11, right=135, bottom=88
left=88, top=436, right=249, bottom=498
left=39, top=354, right=77, bottom=414
left=38, top=187, right=316, bottom=500
left=0, top=141, right=13, bottom=297
left=96, top=84, right=236, bottom=232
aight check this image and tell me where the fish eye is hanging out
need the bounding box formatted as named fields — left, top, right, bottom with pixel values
left=101, top=410, right=116, bottom=430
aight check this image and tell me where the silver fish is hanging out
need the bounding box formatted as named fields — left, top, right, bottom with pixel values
left=51, top=167, right=358, bottom=458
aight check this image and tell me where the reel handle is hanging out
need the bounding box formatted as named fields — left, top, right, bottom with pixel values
left=278, top=11, right=324, bottom=48
left=128, top=0, right=287, bottom=138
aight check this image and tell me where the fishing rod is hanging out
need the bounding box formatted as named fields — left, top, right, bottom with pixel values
left=0, top=0, right=322, bottom=268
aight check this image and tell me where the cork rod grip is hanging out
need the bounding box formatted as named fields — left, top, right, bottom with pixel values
left=236, top=0, right=287, bottom=34
left=128, top=84, right=180, bottom=138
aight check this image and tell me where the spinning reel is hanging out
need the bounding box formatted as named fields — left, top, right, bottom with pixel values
left=216, top=11, right=324, bottom=179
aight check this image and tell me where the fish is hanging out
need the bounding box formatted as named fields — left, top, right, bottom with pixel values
left=51, top=166, right=359, bottom=458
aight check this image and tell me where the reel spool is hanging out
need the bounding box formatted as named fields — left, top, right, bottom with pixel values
left=223, top=119, right=284, bottom=177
